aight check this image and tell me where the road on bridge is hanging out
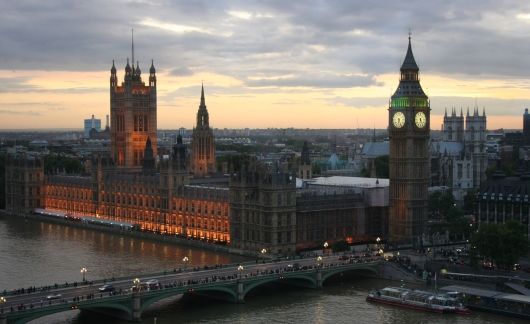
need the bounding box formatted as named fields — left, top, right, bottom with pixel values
left=0, top=253, right=381, bottom=318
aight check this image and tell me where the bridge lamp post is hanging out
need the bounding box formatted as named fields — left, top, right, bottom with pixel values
left=182, top=256, right=189, bottom=271
left=316, top=256, right=323, bottom=268
left=323, top=242, right=329, bottom=255
left=237, top=265, right=244, bottom=279
left=133, top=278, right=140, bottom=291
left=80, top=267, right=87, bottom=282
left=261, top=248, right=267, bottom=258
left=0, top=296, right=6, bottom=305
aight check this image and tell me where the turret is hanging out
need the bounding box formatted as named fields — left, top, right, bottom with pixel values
left=110, top=60, right=117, bottom=89
left=142, top=137, right=155, bottom=173
left=124, top=58, right=132, bottom=81
left=149, top=59, right=156, bottom=88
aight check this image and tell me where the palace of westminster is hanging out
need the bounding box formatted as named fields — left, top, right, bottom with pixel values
left=7, top=37, right=519, bottom=255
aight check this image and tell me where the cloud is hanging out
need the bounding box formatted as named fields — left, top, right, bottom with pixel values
left=168, top=66, right=195, bottom=77
left=0, top=77, right=105, bottom=94
left=326, top=95, right=530, bottom=117
left=325, top=96, right=388, bottom=108
left=0, top=109, right=43, bottom=116
left=246, top=74, right=381, bottom=88
left=0, top=0, right=528, bottom=81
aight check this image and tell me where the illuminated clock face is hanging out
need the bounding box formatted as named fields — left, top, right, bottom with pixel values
left=392, top=111, right=405, bottom=128
left=415, top=112, right=427, bottom=128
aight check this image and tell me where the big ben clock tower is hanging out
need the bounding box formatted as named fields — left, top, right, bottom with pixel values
left=388, top=35, right=430, bottom=245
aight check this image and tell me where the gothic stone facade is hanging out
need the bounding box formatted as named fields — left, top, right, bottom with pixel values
left=110, top=59, right=157, bottom=169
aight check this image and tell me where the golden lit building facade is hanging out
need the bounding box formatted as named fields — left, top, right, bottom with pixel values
left=42, top=162, right=231, bottom=243
left=110, top=57, right=157, bottom=169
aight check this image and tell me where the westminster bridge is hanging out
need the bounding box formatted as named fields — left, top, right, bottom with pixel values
left=0, top=255, right=382, bottom=324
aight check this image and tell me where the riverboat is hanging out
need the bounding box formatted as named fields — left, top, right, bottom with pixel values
left=366, top=287, right=471, bottom=314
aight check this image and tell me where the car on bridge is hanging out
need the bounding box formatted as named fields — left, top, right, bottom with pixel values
left=99, top=284, right=115, bottom=292
left=46, top=293, right=62, bottom=300
left=145, top=279, right=159, bottom=289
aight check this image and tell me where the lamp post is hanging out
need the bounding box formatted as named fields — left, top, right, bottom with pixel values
left=182, top=256, right=189, bottom=271
left=133, top=278, right=140, bottom=291
left=376, top=237, right=383, bottom=257
left=237, top=265, right=244, bottom=279
left=80, top=267, right=87, bottom=282
left=316, top=256, right=323, bottom=267
left=0, top=295, right=5, bottom=314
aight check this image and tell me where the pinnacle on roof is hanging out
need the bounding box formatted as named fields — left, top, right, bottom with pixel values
left=150, top=59, right=156, bottom=74
left=111, top=60, right=116, bottom=74
left=400, top=35, right=419, bottom=71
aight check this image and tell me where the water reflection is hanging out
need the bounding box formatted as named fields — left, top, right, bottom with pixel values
left=0, top=215, right=245, bottom=291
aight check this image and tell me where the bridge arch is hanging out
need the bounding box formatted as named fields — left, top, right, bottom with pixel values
left=140, top=285, right=238, bottom=312
left=81, top=301, right=133, bottom=320
left=243, top=274, right=316, bottom=299
left=321, top=265, right=378, bottom=285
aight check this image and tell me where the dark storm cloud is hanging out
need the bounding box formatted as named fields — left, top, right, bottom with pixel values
left=2, top=0, right=530, bottom=85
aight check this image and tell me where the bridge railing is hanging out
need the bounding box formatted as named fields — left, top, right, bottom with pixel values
left=1, top=258, right=382, bottom=317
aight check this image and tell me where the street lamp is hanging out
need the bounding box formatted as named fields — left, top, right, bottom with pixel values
left=0, top=296, right=6, bottom=304
left=376, top=237, right=381, bottom=244
left=237, top=265, right=244, bottom=278
left=133, top=278, right=140, bottom=291
left=316, top=256, right=323, bottom=267
left=80, top=267, right=87, bottom=282
left=182, top=256, right=189, bottom=270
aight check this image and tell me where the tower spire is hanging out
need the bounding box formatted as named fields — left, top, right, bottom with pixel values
left=200, top=82, right=205, bottom=107
left=401, top=32, right=419, bottom=71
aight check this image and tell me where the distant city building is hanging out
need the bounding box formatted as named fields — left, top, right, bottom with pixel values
left=191, top=85, right=216, bottom=177
left=388, top=36, right=430, bottom=245
left=88, top=114, right=110, bottom=140
left=524, top=108, right=530, bottom=145
left=84, top=115, right=101, bottom=138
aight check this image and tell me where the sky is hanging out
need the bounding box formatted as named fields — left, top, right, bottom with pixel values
left=1, top=0, right=530, bottom=130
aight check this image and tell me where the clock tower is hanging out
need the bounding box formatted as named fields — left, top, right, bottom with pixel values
left=388, top=36, right=430, bottom=245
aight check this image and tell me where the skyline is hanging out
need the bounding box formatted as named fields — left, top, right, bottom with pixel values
left=1, top=1, right=530, bottom=130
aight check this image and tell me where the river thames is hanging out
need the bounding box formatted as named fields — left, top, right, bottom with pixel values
left=0, top=215, right=527, bottom=324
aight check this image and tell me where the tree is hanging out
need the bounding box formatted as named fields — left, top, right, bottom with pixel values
left=360, top=155, right=389, bottom=178
left=463, top=190, right=477, bottom=215
left=332, top=240, right=349, bottom=252
left=429, top=191, right=472, bottom=240
left=44, top=154, right=83, bottom=174
left=471, top=221, right=529, bottom=269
